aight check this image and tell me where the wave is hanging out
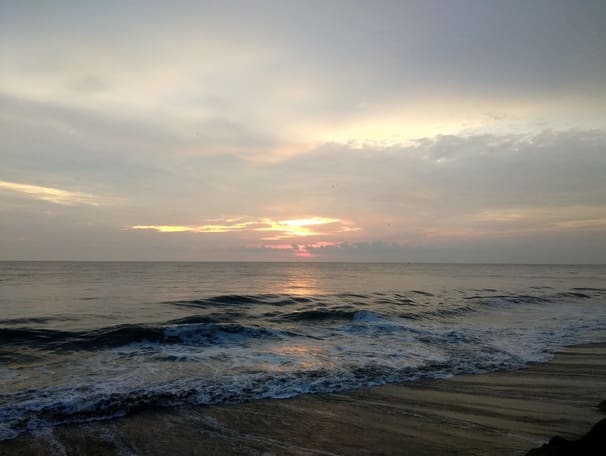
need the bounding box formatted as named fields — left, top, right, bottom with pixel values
left=0, top=345, right=529, bottom=442
left=275, top=308, right=396, bottom=325
left=553, top=291, right=591, bottom=299
left=462, top=289, right=603, bottom=305
left=2, top=286, right=605, bottom=441
left=4, top=288, right=600, bottom=351
left=0, top=317, right=57, bottom=325
left=0, top=322, right=298, bottom=352
left=411, top=290, right=434, bottom=296
left=400, top=304, right=480, bottom=321
left=278, top=309, right=358, bottom=323
left=170, top=294, right=312, bottom=308
left=168, top=292, right=424, bottom=309
left=165, top=288, right=600, bottom=312
left=463, top=294, right=550, bottom=304
left=0, top=325, right=167, bottom=351
left=0, top=316, right=78, bottom=326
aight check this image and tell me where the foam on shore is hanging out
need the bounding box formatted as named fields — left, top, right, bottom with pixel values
left=2, top=342, right=606, bottom=455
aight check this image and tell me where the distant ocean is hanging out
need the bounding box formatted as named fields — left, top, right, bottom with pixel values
left=1, top=262, right=605, bottom=440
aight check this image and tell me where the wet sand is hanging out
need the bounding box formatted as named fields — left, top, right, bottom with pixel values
left=2, top=343, right=606, bottom=455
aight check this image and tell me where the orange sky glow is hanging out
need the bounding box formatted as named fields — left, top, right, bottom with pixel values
left=130, top=218, right=360, bottom=257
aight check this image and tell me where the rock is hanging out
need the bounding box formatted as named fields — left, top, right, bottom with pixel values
left=526, top=418, right=606, bottom=455
left=597, top=400, right=606, bottom=412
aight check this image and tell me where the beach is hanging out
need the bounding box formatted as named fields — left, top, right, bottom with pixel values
left=2, top=342, right=605, bottom=455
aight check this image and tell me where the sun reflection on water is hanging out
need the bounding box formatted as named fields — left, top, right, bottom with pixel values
left=275, top=268, right=324, bottom=296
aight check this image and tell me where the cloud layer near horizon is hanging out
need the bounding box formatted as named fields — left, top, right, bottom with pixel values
left=1, top=1, right=605, bottom=262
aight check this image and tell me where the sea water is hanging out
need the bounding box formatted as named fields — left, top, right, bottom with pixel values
left=1, top=262, right=605, bottom=440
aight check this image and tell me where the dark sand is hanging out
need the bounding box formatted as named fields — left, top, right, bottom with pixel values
left=2, top=343, right=606, bottom=455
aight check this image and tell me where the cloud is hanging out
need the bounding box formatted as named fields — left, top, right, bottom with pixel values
left=260, top=241, right=342, bottom=258
left=1, top=2, right=605, bottom=262
left=130, top=217, right=359, bottom=241
left=1, top=66, right=605, bottom=262
left=0, top=180, right=99, bottom=206
left=2, top=2, right=605, bottom=165
left=3, top=127, right=603, bottom=261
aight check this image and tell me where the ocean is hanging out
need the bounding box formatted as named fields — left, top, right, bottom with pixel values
left=1, top=261, right=605, bottom=441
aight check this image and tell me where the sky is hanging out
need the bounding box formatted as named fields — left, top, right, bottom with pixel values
left=1, top=0, right=605, bottom=262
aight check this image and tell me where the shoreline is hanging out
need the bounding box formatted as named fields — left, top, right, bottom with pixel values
left=2, top=343, right=606, bottom=455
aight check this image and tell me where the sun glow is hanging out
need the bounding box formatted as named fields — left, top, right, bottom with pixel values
left=254, top=217, right=341, bottom=239
left=130, top=217, right=358, bottom=240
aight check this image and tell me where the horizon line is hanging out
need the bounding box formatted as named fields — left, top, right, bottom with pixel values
left=0, top=260, right=604, bottom=266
